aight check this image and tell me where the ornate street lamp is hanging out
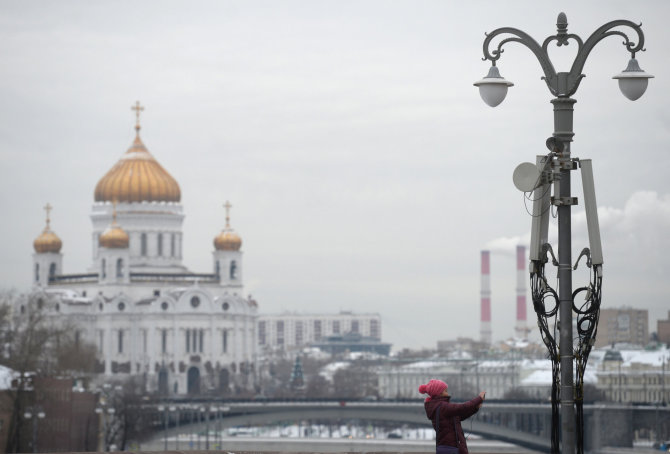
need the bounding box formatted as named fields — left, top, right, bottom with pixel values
left=475, top=13, right=652, bottom=454
left=23, top=408, right=45, bottom=453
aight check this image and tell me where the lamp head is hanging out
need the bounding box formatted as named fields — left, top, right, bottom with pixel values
left=613, top=58, right=654, bottom=101
left=474, top=65, right=514, bottom=107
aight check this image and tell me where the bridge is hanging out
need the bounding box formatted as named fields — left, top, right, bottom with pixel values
left=142, top=399, right=670, bottom=453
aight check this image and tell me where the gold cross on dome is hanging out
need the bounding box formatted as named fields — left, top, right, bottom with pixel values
left=224, top=201, right=232, bottom=228
left=43, top=203, right=52, bottom=227
left=131, top=101, right=144, bottom=131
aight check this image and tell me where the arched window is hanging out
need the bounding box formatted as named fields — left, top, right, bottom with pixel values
left=170, top=234, right=175, bottom=257
left=230, top=260, right=237, bottom=280
left=158, top=368, right=168, bottom=395
left=116, top=258, right=124, bottom=278
left=35, top=263, right=39, bottom=282
left=118, top=330, right=124, bottom=354
left=161, top=329, right=167, bottom=354
left=141, top=233, right=147, bottom=256
left=215, top=261, right=220, bottom=278
left=157, top=233, right=163, bottom=256
left=49, top=263, right=56, bottom=279
left=101, top=259, right=106, bottom=279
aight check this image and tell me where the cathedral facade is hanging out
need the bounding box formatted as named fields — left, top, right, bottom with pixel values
left=27, top=104, right=258, bottom=395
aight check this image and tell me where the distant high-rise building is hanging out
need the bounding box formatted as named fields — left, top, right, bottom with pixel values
left=258, top=311, right=382, bottom=352
left=595, top=307, right=649, bottom=348
left=657, top=311, right=670, bottom=345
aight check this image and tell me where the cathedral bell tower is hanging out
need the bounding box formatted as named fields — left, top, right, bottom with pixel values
left=213, top=201, right=243, bottom=288
left=32, top=203, right=63, bottom=287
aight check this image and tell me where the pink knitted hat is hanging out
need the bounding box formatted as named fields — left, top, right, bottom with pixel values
left=418, top=379, right=447, bottom=402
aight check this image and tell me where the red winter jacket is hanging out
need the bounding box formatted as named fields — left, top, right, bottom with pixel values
left=424, top=395, right=483, bottom=454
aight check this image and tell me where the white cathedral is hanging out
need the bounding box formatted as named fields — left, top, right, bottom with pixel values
left=27, top=103, right=258, bottom=396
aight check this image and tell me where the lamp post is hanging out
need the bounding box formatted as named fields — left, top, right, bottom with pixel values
left=23, top=408, right=45, bottom=453
left=475, top=13, right=652, bottom=454
left=94, top=406, right=116, bottom=452
left=157, top=405, right=168, bottom=451
left=618, top=358, right=623, bottom=403
left=662, top=352, right=667, bottom=405
left=95, top=383, right=122, bottom=452
left=197, top=406, right=205, bottom=450
left=170, top=406, right=179, bottom=450
left=211, top=406, right=220, bottom=449
left=188, top=405, right=195, bottom=449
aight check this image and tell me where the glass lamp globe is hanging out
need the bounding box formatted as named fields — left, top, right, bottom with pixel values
left=474, top=65, right=514, bottom=107
left=613, top=58, right=654, bottom=101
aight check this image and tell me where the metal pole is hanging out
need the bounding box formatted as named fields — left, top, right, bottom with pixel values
left=553, top=96, right=576, bottom=454
left=174, top=407, right=180, bottom=450
left=164, top=406, right=168, bottom=451
left=32, top=417, right=37, bottom=453
left=190, top=407, right=195, bottom=449
left=619, top=361, right=623, bottom=402
left=663, top=355, right=666, bottom=404
left=206, top=407, right=210, bottom=450
left=101, top=412, right=107, bottom=452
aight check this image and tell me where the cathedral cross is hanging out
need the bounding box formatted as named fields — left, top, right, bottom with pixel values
left=224, top=200, right=232, bottom=228
left=131, top=101, right=144, bottom=131
left=43, top=203, right=52, bottom=228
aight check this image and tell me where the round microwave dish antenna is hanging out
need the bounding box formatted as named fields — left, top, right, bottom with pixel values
left=513, top=162, right=542, bottom=192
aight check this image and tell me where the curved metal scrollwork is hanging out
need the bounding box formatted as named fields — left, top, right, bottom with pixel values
left=531, top=242, right=602, bottom=454
left=482, top=13, right=646, bottom=97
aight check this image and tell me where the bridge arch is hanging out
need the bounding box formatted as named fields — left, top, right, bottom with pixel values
left=147, top=402, right=552, bottom=452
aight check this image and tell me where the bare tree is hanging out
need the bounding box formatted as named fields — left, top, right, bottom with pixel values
left=0, top=291, right=98, bottom=452
left=332, top=362, right=378, bottom=399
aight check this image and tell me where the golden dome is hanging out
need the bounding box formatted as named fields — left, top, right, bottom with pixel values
left=94, top=102, right=181, bottom=203
left=34, top=203, right=62, bottom=253
left=99, top=202, right=129, bottom=249
left=99, top=225, right=130, bottom=249
left=214, top=230, right=242, bottom=251
left=214, top=201, right=242, bottom=251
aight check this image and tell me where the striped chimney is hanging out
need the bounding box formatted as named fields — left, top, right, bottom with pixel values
left=480, top=250, right=492, bottom=345
left=515, top=245, right=528, bottom=339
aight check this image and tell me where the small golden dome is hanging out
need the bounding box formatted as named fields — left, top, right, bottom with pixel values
left=34, top=203, right=62, bottom=253
left=214, top=230, right=242, bottom=251
left=214, top=200, right=242, bottom=251
left=99, top=225, right=130, bottom=249
left=99, top=202, right=129, bottom=249
left=94, top=102, right=181, bottom=203
left=34, top=230, right=62, bottom=253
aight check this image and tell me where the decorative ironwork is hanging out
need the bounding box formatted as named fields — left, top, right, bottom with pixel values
left=482, top=14, right=646, bottom=97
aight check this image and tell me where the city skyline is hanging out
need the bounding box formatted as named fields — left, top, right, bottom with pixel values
left=1, top=1, right=669, bottom=350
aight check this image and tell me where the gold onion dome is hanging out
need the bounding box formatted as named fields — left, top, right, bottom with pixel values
left=99, top=203, right=129, bottom=249
left=34, top=204, right=62, bottom=253
left=214, top=230, right=242, bottom=251
left=99, top=225, right=130, bottom=249
left=94, top=102, right=181, bottom=203
left=214, top=201, right=242, bottom=251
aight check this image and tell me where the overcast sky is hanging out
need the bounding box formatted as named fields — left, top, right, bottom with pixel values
left=1, top=1, right=669, bottom=351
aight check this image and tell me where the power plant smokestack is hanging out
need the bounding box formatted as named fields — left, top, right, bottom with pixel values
left=515, top=245, right=529, bottom=339
left=480, top=250, right=491, bottom=345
